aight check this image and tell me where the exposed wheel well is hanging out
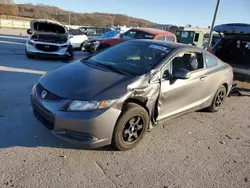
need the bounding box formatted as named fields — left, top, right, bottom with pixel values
left=222, top=83, right=228, bottom=93
left=122, top=98, right=150, bottom=116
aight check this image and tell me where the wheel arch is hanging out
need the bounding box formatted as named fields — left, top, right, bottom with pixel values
left=122, top=97, right=150, bottom=116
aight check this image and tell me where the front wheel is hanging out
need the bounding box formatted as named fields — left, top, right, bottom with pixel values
left=112, top=103, right=149, bottom=151
left=63, top=45, right=74, bottom=62
left=25, top=49, right=35, bottom=59
left=206, top=85, right=227, bottom=112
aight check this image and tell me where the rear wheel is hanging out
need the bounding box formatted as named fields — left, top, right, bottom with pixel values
left=112, top=103, right=149, bottom=151
left=207, top=85, right=227, bottom=112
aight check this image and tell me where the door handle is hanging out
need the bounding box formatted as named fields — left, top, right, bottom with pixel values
left=200, top=76, right=207, bottom=81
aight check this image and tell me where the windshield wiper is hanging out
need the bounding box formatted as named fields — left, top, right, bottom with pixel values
left=94, top=62, right=129, bottom=75
left=82, top=60, right=132, bottom=75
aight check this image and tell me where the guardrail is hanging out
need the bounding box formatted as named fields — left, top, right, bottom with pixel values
left=0, top=19, right=89, bottom=30
left=0, top=19, right=30, bottom=29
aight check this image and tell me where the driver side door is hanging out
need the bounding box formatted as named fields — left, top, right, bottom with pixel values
left=156, top=49, right=207, bottom=121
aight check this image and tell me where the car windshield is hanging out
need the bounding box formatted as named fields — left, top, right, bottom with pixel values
left=122, top=29, right=154, bottom=40
left=84, top=41, right=172, bottom=75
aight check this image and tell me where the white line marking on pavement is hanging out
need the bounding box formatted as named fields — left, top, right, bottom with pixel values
left=0, top=65, right=46, bottom=75
left=0, top=40, right=25, bottom=45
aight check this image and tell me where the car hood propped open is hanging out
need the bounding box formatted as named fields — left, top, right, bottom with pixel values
left=30, top=19, right=68, bottom=34
left=213, top=23, right=250, bottom=36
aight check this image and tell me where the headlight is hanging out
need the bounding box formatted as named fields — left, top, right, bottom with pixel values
left=27, top=40, right=35, bottom=46
left=68, top=100, right=117, bottom=111
left=93, top=41, right=100, bottom=47
left=61, top=44, right=68, bottom=48
left=31, top=84, right=36, bottom=96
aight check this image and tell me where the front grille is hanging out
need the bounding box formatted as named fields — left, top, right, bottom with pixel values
left=35, top=44, right=59, bottom=52
left=36, top=83, right=63, bottom=101
left=33, top=110, right=54, bottom=130
left=31, top=97, right=55, bottom=130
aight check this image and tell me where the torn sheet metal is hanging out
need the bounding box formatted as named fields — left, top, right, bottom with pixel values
left=229, top=84, right=242, bottom=96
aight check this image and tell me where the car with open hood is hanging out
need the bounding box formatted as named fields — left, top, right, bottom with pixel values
left=85, top=27, right=177, bottom=54
left=210, top=23, right=250, bottom=79
left=30, top=40, right=233, bottom=151
left=25, top=19, right=74, bottom=61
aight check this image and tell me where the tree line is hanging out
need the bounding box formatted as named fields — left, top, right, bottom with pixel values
left=0, top=3, right=154, bottom=27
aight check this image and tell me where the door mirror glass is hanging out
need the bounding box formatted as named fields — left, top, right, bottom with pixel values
left=27, top=29, right=32, bottom=35
left=163, top=69, right=171, bottom=79
left=173, top=68, right=191, bottom=79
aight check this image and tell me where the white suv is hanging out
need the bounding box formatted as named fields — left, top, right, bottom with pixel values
left=25, top=19, right=74, bottom=61
left=68, top=28, right=88, bottom=51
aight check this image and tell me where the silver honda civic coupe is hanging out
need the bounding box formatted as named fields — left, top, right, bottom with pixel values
left=30, top=40, right=233, bottom=150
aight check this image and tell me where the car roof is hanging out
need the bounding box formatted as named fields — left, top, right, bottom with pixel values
left=127, top=39, right=201, bottom=50
left=133, top=27, right=175, bottom=36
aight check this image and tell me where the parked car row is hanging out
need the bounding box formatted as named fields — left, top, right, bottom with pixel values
left=84, top=27, right=177, bottom=54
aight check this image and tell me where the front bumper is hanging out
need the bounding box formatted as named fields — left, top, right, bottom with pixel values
left=84, top=41, right=100, bottom=53
left=30, top=90, right=121, bottom=148
left=26, top=42, right=68, bottom=58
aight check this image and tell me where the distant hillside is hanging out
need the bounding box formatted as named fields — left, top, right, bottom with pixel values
left=0, top=3, right=155, bottom=27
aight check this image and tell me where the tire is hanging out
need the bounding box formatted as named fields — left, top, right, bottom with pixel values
left=206, top=85, right=227, bottom=112
left=63, top=45, right=74, bottom=62
left=25, top=49, right=34, bottom=59
left=86, top=43, right=95, bottom=54
left=112, top=103, right=149, bottom=151
left=80, top=41, right=87, bottom=51
left=97, top=43, right=110, bottom=52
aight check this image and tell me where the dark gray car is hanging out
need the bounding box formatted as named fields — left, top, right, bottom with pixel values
left=30, top=40, right=233, bottom=150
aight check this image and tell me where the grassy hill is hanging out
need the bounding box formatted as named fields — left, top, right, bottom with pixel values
left=0, top=3, right=155, bottom=27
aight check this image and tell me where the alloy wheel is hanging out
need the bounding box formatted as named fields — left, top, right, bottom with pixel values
left=215, top=91, right=225, bottom=107
left=123, top=116, right=144, bottom=143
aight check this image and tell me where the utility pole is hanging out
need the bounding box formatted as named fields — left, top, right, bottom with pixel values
left=207, top=0, right=221, bottom=49
left=105, top=17, right=106, bottom=28
left=68, top=11, right=71, bottom=25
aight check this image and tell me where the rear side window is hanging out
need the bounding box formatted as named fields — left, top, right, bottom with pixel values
left=194, top=33, right=199, bottom=42
left=166, top=36, right=175, bottom=42
left=156, top=36, right=165, bottom=41
left=205, top=54, right=218, bottom=67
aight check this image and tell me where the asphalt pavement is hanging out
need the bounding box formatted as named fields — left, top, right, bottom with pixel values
left=0, top=33, right=250, bottom=188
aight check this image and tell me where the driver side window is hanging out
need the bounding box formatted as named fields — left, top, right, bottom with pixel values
left=162, top=51, right=204, bottom=80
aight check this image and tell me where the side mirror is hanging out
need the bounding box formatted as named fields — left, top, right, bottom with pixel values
left=27, top=29, right=32, bottom=35
left=173, top=68, right=191, bottom=79
left=69, top=34, right=74, bottom=39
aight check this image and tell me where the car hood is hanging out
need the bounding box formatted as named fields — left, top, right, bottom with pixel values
left=39, top=61, right=137, bottom=101
left=102, top=38, right=128, bottom=46
left=30, top=19, right=68, bottom=34
left=213, top=23, right=250, bottom=36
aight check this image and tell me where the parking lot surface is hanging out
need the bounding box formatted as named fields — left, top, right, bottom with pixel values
left=0, top=33, right=250, bottom=188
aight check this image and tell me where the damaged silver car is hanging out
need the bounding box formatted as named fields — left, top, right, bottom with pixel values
left=25, top=19, right=74, bottom=61
left=30, top=40, right=233, bottom=150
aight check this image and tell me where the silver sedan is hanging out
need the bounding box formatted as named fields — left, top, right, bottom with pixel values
left=30, top=40, right=234, bottom=150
